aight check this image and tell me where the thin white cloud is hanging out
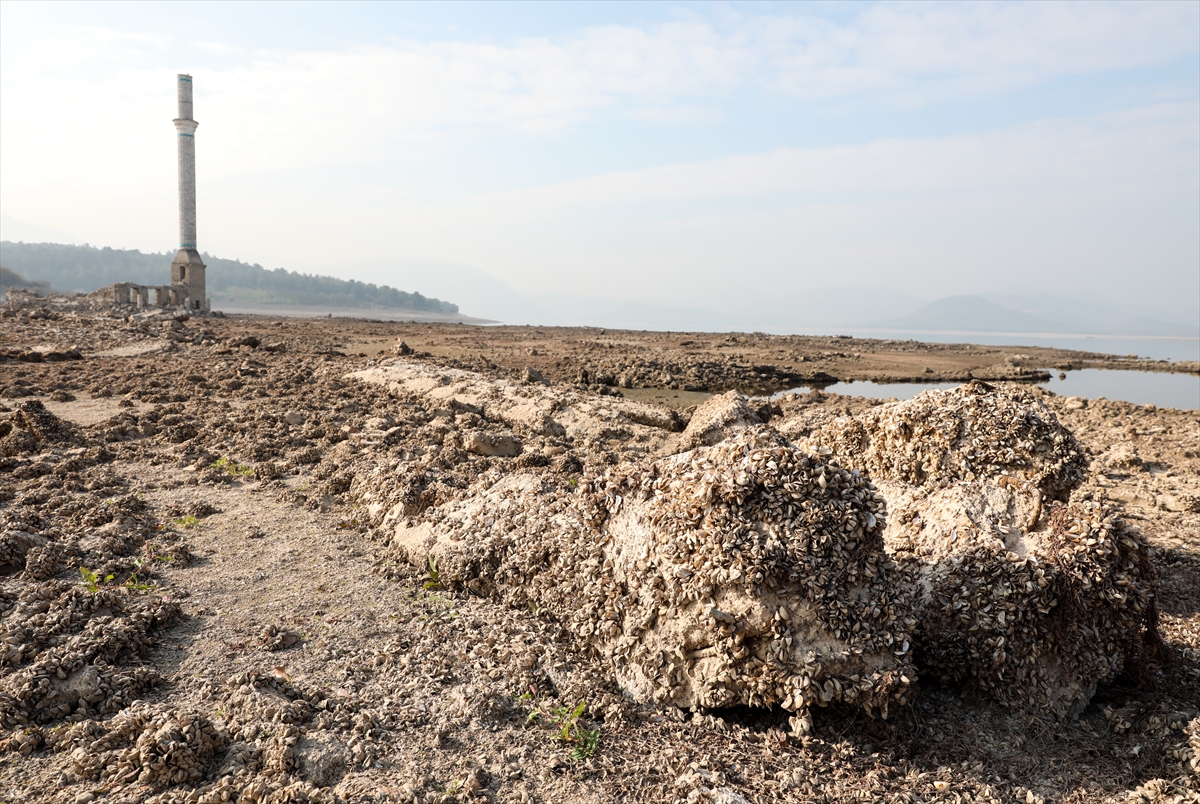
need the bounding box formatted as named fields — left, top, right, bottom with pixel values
left=456, top=101, right=1198, bottom=215
left=4, top=3, right=1197, bottom=174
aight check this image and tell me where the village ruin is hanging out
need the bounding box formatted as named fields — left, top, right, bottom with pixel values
left=105, top=74, right=210, bottom=313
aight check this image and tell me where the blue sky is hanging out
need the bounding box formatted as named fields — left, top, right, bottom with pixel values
left=1, top=1, right=1197, bottom=325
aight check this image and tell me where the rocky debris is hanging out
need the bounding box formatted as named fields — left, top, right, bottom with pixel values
left=258, top=624, right=302, bottom=651
left=879, top=479, right=1159, bottom=715
left=673, top=391, right=763, bottom=451
left=352, top=360, right=686, bottom=454
left=0, top=347, right=83, bottom=363
left=463, top=430, right=522, bottom=457
left=1102, top=443, right=1146, bottom=474
left=806, top=381, right=1088, bottom=502
left=364, top=427, right=916, bottom=727
left=1, top=400, right=82, bottom=456
left=0, top=311, right=1196, bottom=803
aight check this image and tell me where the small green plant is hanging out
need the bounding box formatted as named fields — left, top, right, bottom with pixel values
left=124, top=573, right=156, bottom=593
left=570, top=725, right=601, bottom=760
left=423, top=555, right=443, bottom=590
left=174, top=515, right=201, bottom=529
left=522, top=698, right=600, bottom=760
left=211, top=456, right=253, bottom=477
left=79, top=567, right=114, bottom=592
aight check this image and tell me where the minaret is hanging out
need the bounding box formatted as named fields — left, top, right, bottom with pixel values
left=170, top=73, right=208, bottom=311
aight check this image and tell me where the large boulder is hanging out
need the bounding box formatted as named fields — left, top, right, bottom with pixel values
left=880, top=479, right=1158, bottom=715
left=362, top=427, right=916, bottom=726
left=799, top=383, right=1155, bottom=715
left=810, top=381, right=1087, bottom=502
left=672, top=391, right=762, bottom=451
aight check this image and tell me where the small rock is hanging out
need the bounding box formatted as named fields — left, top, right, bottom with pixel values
left=283, top=411, right=306, bottom=426
left=464, top=431, right=522, bottom=458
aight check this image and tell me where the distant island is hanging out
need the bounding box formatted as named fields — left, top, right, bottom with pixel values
left=0, top=241, right=457, bottom=313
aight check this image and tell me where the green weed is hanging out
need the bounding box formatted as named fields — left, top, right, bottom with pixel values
left=522, top=697, right=600, bottom=760
left=79, top=567, right=114, bottom=593
left=423, top=555, right=443, bottom=591
left=124, top=573, right=156, bottom=594
left=210, top=456, right=254, bottom=477
left=174, top=515, right=201, bottom=529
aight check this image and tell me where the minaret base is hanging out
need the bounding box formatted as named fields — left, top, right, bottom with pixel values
left=170, top=248, right=209, bottom=311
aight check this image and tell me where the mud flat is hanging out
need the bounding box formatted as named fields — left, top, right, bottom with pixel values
left=1, top=307, right=1198, bottom=803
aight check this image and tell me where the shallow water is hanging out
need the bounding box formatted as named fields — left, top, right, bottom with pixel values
left=775, top=369, right=1200, bottom=410
left=808, top=331, right=1200, bottom=363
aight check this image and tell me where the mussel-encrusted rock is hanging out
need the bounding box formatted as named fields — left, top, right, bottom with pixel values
left=881, top=480, right=1158, bottom=714
left=364, top=427, right=916, bottom=724
left=812, top=381, right=1087, bottom=501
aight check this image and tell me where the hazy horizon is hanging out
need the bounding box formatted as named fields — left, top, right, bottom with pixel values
left=2, top=1, right=1197, bottom=329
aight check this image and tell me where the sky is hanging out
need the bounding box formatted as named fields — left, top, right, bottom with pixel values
left=1, top=1, right=1197, bottom=326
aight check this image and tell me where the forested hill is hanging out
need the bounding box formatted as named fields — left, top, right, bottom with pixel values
left=0, top=241, right=458, bottom=312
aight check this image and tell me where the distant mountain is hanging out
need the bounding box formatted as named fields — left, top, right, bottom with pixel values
left=0, top=265, right=52, bottom=295
left=980, top=291, right=1197, bottom=337
left=871, top=293, right=1193, bottom=337
left=0, top=214, right=79, bottom=246
left=0, top=242, right=458, bottom=313
left=733, top=286, right=930, bottom=332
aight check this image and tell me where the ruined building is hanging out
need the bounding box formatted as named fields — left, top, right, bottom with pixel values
left=110, top=74, right=210, bottom=312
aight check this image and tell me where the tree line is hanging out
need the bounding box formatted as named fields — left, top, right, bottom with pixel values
left=0, top=241, right=458, bottom=312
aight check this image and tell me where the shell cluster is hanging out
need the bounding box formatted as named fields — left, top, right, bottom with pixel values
left=803, top=382, right=1157, bottom=714
left=35, top=669, right=371, bottom=803
left=355, top=375, right=1161, bottom=721
left=59, top=703, right=226, bottom=786
left=812, top=380, right=1087, bottom=501
left=0, top=580, right=180, bottom=727
left=364, top=426, right=917, bottom=723
left=879, top=480, right=1157, bottom=714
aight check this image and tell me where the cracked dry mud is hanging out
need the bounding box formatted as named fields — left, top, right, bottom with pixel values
left=1, top=308, right=1198, bottom=804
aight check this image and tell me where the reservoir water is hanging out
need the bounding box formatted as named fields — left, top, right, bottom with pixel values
left=776, top=369, right=1199, bottom=410
left=824, top=331, right=1200, bottom=363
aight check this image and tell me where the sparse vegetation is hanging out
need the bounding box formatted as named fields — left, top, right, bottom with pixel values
left=78, top=567, right=114, bottom=592
left=124, top=572, right=156, bottom=593
left=520, top=696, right=600, bottom=760
left=423, top=554, right=443, bottom=591
left=210, top=456, right=253, bottom=477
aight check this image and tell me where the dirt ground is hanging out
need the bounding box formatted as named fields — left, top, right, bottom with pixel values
left=1, top=308, right=1198, bottom=804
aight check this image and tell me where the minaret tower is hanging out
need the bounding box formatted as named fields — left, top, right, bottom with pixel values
left=170, top=73, right=208, bottom=311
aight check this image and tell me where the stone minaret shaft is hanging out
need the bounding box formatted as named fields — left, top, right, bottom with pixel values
left=170, top=73, right=207, bottom=310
